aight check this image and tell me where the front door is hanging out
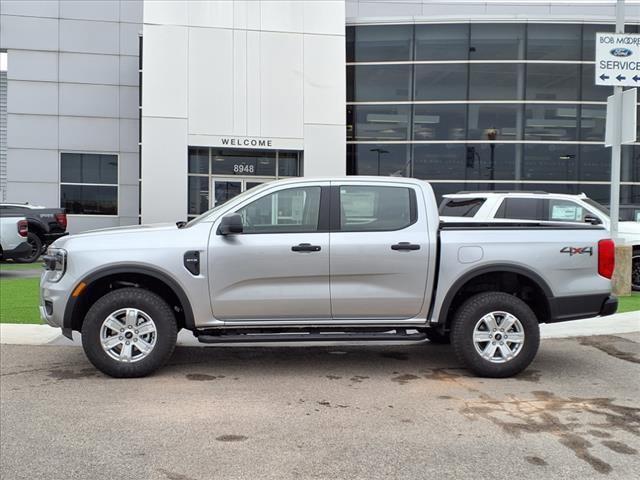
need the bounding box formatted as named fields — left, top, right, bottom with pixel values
left=209, top=183, right=331, bottom=321
left=329, top=183, right=430, bottom=320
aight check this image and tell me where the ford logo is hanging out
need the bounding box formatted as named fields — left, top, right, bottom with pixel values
left=610, top=47, right=633, bottom=57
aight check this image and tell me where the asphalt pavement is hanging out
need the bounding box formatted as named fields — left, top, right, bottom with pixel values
left=1, top=334, right=639, bottom=480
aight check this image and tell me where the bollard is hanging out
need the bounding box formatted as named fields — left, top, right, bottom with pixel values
left=612, top=244, right=632, bottom=296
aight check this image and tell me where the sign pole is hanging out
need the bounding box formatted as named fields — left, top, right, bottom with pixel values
left=609, top=0, right=625, bottom=240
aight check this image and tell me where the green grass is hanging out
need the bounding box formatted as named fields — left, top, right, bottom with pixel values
left=0, top=262, right=43, bottom=271
left=0, top=277, right=41, bottom=324
left=618, top=293, right=640, bottom=314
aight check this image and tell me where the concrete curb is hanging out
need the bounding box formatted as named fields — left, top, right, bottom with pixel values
left=1, top=311, right=638, bottom=346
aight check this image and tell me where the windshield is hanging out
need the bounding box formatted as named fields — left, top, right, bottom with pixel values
left=439, top=198, right=486, bottom=217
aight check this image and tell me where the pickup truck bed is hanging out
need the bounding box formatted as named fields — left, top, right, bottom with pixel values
left=40, top=177, right=616, bottom=378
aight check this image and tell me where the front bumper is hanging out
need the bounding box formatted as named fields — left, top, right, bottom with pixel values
left=39, top=270, right=73, bottom=336
left=1, top=241, right=31, bottom=260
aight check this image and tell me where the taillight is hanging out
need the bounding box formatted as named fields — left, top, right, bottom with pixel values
left=55, top=212, right=67, bottom=230
left=598, top=239, right=615, bottom=279
left=17, top=220, right=28, bottom=237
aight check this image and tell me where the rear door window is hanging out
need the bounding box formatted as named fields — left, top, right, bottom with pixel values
left=547, top=200, right=585, bottom=222
left=439, top=198, right=485, bottom=217
left=494, top=198, right=545, bottom=221
left=339, top=185, right=415, bottom=231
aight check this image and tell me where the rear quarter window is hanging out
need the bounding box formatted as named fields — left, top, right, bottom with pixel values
left=439, top=198, right=485, bottom=217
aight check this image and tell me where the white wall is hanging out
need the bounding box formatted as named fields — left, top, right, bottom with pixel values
left=141, top=0, right=346, bottom=223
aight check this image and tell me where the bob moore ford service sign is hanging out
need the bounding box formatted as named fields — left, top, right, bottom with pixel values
left=596, top=32, right=640, bottom=87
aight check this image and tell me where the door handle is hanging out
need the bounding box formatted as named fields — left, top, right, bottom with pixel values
left=391, top=242, right=421, bottom=251
left=291, top=243, right=321, bottom=252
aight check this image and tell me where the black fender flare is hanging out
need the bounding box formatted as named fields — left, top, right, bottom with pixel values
left=63, top=265, right=196, bottom=335
left=437, top=263, right=553, bottom=325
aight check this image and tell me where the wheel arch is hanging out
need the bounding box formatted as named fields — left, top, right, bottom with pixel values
left=438, top=264, right=553, bottom=328
left=63, top=265, right=195, bottom=337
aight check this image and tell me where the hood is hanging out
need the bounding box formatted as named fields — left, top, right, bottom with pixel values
left=50, top=223, right=178, bottom=248
left=618, top=221, right=640, bottom=235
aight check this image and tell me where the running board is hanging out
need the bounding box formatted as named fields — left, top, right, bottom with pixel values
left=196, top=330, right=428, bottom=344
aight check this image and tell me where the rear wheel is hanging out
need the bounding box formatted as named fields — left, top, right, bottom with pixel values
left=81, top=288, right=177, bottom=378
left=14, top=232, right=42, bottom=263
left=451, top=292, right=540, bottom=378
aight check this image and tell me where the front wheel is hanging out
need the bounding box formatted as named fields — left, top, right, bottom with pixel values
left=81, top=288, right=177, bottom=378
left=450, top=292, right=540, bottom=378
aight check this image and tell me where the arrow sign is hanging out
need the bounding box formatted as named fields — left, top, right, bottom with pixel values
left=595, top=32, right=640, bottom=86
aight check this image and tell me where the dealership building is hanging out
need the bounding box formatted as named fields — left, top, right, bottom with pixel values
left=1, top=0, right=639, bottom=232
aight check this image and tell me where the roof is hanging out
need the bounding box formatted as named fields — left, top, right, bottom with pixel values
left=443, top=191, right=589, bottom=200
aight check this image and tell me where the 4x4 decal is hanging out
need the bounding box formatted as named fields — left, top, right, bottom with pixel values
left=560, top=246, right=593, bottom=256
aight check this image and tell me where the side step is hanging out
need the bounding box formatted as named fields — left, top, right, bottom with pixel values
left=196, top=329, right=427, bottom=344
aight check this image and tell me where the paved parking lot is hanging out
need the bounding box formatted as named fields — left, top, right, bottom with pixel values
left=1, top=334, right=639, bottom=480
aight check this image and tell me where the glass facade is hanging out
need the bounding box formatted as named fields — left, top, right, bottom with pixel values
left=346, top=22, right=640, bottom=220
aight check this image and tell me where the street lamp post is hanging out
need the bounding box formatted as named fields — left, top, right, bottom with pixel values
left=486, top=128, right=498, bottom=189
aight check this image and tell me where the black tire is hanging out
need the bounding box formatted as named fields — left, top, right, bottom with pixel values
left=81, top=288, right=177, bottom=378
left=425, top=328, right=450, bottom=344
left=14, top=232, right=42, bottom=263
left=632, top=251, right=640, bottom=292
left=450, top=292, right=540, bottom=378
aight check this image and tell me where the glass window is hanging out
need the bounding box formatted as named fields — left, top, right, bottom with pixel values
left=61, top=153, right=118, bottom=184
left=415, top=24, right=469, bottom=60
left=413, top=104, right=466, bottom=140
left=346, top=25, right=413, bottom=62
left=581, top=64, right=609, bottom=102
left=350, top=105, right=410, bottom=141
left=526, top=63, right=579, bottom=101
left=467, top=104, right=521, bottom=140
left=522, top=144, right=578, bottom=181
left=525, top=104, right=578, bottom=141
left=622, top=145, right=640, bottom=184
left=527, top=24, right=581, bottom=60
left=347, top=144, right=410, bottom=177
left=188, top=176, right=209, bottom=215
left=469, top=63, right=522, bottom=100
left=237, top=187, right=321, bottom=234
left=547, top=199, right=586, bottom=222
left=211, top=149, right=276, bottom=176
left=188, top=148, right=209, bottom=174
left=278, top=151, right=301, bottom=177
left=60, top=153, right=118, bottom=215
left=580, top=105, right=606, bottom=142
left=414, top=64, right=468, bottom=101
left=347, top=65, right=412, bottom=102
left=339, top=185, right=413, bottom=232
left=579, top=145, right=612, bottom=182
left=469, top=24, right=525, bottom=60
left=61, top=185, right=117, bottom=215
left=413, top=144, right=466, bottom=180
left=495, top=198, right=544, bottom=221
left=439, top=198, right=485, bottom=217
left=466, top=144, right=519, bottom=181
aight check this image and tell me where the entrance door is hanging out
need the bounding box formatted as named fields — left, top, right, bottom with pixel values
left=211, top=179, right=269, bottom=208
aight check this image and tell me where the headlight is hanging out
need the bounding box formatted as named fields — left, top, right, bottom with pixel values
left=43, top=248, right=67, bottom=282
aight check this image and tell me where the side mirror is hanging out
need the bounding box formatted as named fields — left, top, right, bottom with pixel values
left=218, top=213, right=243, bottom=235
left=584, top=214, right=602, bottom=225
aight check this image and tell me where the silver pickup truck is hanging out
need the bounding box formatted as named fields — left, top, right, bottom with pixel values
left=40, top=177, right=617, bottom=378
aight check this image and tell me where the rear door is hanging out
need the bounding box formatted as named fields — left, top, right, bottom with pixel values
left=329, top=182, right=430, bottom=320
